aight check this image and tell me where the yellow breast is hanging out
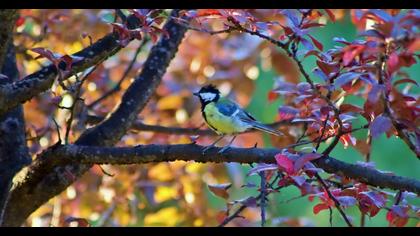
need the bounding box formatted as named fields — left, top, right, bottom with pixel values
left=203, top=103, right=249, bottom=135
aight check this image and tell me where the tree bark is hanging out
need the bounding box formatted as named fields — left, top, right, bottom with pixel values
left=2, top=9, right=189, bottom=227
left=0, top=44, right=31, bottom=225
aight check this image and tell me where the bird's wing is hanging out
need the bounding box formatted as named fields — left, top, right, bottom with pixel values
left=215, top=98, right=240, bottom=116
left=237, top=106, right=284, bottom=137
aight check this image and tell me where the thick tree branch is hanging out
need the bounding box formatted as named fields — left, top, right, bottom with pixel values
left=0, top=26, right=133, bottom=117
left=0, top=10, right=18, bottom=70
left=2, top=10, right=190, bottom=227
left=0, top=40, right=31, bottom=225
left=41, top=144, right=420, bottom=195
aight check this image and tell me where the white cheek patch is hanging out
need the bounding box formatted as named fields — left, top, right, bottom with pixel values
left=200, top=92, right=216, bottom=102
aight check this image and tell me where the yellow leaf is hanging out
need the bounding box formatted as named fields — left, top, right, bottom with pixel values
left=148, top=163, right=173, bottom=181
left=155, top=186, right=177, bottom=203
left=156, top=95, right=183, bottom=110
left=144, top=207, right=183, bottom=226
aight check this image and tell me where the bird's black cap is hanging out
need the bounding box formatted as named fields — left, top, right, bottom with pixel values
left=193, top=84, right=220, bottom=96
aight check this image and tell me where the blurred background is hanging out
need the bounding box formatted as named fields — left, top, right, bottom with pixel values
left=14, top=9, right=419, bottom=226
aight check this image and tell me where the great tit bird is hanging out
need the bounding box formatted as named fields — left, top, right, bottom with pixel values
left=193, top=84, right=283, bottom=153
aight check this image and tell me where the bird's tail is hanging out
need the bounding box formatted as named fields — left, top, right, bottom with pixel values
left=251, top=122, right=284, bottom=136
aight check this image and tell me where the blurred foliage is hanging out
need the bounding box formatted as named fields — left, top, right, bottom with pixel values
left=13, top=9, right=419, bottom=227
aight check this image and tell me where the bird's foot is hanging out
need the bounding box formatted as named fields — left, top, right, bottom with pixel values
left=218, top=145, right=231, bottom=154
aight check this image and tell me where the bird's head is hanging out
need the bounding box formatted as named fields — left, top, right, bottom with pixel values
left=193, top=84, right=220, bottom=104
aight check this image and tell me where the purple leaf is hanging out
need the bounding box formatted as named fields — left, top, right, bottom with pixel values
left=290, top=176, right=306, bottom=186
left=292, top=117, right=317, bottom=123
left=313, top=68, right=328, bottom=82
left=294, top=153, right=322, bottom=172
left=390, top=205, right=409, bottom=218
left=333, top=37, right=350, bottom=45
left=369, top=9, right=392, bottom=22
left=231, top=196, right=257, bottom=207
left=370, top=115, right=392, bottom=138
left=300, top=37, right=314, bottom=51
left=282, top=9, right=300, bottom=27
left=337, top=196, right=357, bottom=207
left=278, top=106, right=300, bottom=120
left=297, top=82, right=311, bottom=92
left=334, top=72, right=360, bottom=89
left=367, top=84, right=384, bottom=103
left=247, top=164, right=278, bottom=176
left=360, top=191, right=386, bottom=208
left=360, top=29, right=385, bottom=39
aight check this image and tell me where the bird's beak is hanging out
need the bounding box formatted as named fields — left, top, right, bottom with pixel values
left=193, top=92, right=199, bottom=97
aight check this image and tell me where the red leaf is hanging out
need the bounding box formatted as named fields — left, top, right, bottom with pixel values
left=340, top=134, right=357, bottom=148
left=339, top=104, right=364, bottom=114
left=316, top=60, right=338, bottom=76
left=407, top=38, right=420, bottom=53
left=308, top=35, right=324, bottom=51
left=294, top=153, right=322, bottom=173
left=313, top=203, right=330, bottom=214
left=359, top=191, right=387, bottom=208
left=393, top=78, right=418, bottom=87
left=320, top=106, right=332, bottom=116
left=370, top=115, right=392, bottom=138
left=59, top=55, right=74, bottom=71
left=279, top=24, right=293, bottom=35
left=267, top=90, right=279, bottom=102
left=387, top=52, right=399, bottom=74
left=64, top=217, right=90, bottom=227
left=275, top=154, right=295, bottom=175
left=324, top=9, right=336, bottom=22
left=15, top=16, right=25, bottom=27
left=30, top=47, right=57, bottom=61
left=208, top=183, right=232, bottom=200
left=386, top=205, right=409, bottom=227
left=304, top=50, right=321, bottom=59
left=343, top=45, right=365, bottom=66
left=301, top=22, right=325, bottom=29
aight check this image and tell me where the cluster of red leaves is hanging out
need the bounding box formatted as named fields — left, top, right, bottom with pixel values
left=112, top=9, right=169, bottom=46
left=273, top=152, right=323, bottom=196
left=30, top=48, right=83, bottom=78
left=188, top=9, right=419, bottom=226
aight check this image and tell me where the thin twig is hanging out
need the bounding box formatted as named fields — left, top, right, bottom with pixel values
left=328, top=207, right=333, bottom=227
left=314, top=173, right=353, bottom=227
left=259, top=171, right=267, bottom=227
left=218, top=204, right=248, bottom=227
left=87, top=39, right=147, bottom=108
left=378, top=44, right=419, bottom=159
left=315, top=114, right=330, bottom=151
left=63, top=66, right=98, bottom=144
left=51, top=117, right=62, bottom=144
